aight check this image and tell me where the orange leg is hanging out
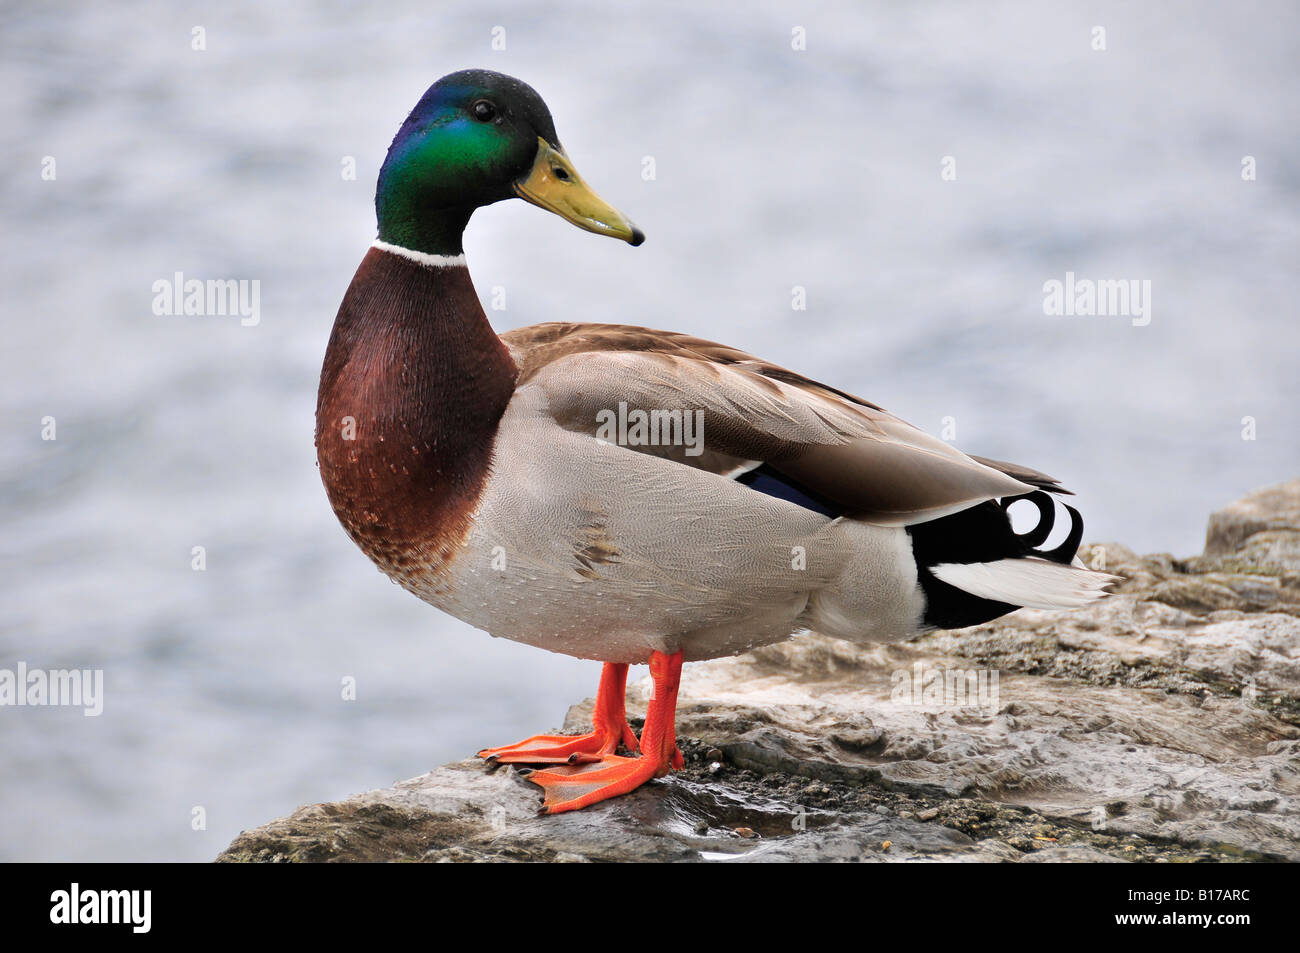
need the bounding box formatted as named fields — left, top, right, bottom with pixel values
left=520, top=650, right=685, bottom=814
left=477, top=662, right=640, bottom=765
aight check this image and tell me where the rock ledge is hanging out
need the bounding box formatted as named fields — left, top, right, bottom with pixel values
left=219, top=480, right=1300, bottom=863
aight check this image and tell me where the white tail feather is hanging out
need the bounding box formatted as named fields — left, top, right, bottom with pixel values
left=930, top=557, right=1118, bottom=609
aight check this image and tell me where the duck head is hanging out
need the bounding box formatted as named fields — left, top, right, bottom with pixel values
left=375, top=69, right=644, bottom=256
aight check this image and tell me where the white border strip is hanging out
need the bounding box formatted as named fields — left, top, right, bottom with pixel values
left=371, top=239, right=466, bottom=268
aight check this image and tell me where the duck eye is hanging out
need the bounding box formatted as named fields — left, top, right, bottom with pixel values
left=471, top=100, right=497, bottom=122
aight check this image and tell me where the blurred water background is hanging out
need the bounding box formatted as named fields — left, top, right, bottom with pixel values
left=1, top=1, right=1296, bottom=860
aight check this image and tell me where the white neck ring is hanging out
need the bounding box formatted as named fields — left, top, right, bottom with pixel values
left=371, top=239, right=466, bottom=268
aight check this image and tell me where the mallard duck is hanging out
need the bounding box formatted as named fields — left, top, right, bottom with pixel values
left=316, top=69, right=1115, bottom=814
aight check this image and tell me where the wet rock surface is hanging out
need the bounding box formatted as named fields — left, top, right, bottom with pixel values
left=219, top=480, right=1300, bottom=862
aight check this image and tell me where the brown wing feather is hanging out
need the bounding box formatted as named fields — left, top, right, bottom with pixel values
left=967, top=455, right=1073, bottom=495
left=500, top=322, right=1041, bottom=524
left=506, top=322, right=885, bottom=410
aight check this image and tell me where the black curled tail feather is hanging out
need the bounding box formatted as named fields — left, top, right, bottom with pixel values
left=998, top=492, right=1083, bottom=564
left=908, top=490, right=1085, bottom=630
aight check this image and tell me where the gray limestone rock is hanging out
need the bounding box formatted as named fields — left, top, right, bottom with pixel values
left=219, top=479, right=1300, bottom=863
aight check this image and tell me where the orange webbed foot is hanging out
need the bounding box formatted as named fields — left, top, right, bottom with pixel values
left=477, top=661, right=639, bottom=765
left=477, top=723, right=638, bottom=765
left=479, top=652, right=685, bottom=814
left=521, top=754, right=666, bottom=814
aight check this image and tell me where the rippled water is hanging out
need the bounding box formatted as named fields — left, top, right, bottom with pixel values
left=2, top=1, right=1296, bottom=860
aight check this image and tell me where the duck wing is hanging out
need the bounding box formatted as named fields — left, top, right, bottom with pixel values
left=501, top=322, right=1048, bottom=526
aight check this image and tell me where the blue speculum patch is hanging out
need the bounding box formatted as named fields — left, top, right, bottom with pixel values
left=735, top=464, right=844, bottom=518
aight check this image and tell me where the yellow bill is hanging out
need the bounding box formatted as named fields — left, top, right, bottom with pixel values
left=514, top=138, right=644, bottom=245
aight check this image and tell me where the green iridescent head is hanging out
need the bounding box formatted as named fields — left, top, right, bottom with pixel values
left=375, top=69, right=643, bottom=256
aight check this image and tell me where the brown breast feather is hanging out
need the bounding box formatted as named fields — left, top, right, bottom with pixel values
left=316, top=249, right=518, bottom=588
